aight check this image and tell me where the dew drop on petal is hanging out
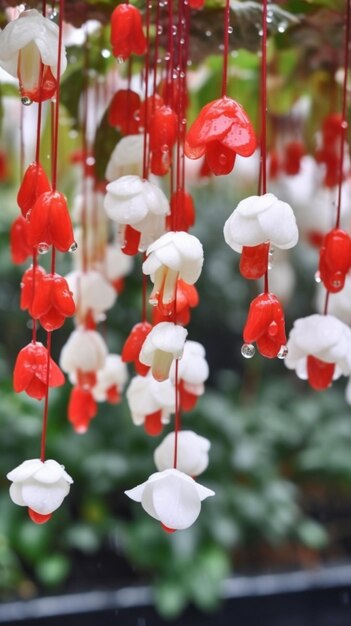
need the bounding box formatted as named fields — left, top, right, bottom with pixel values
left=21, top=96, right=33, bottom=106
left=37, top=242, right=49, bottom=255
left=69, top=241, right=78, bottom=253
left=241, top=343, right=255, bottom=359
left=277, top=345, right=288, bottom=359
left=314, top=271, right=321, bottom=283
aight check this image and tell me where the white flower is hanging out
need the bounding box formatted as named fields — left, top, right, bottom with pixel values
left=0, top=9, right=67, bottom=101
left=143, top=231, right=204, bottom=305
left=92, top=354, right=128, bottom=402
left=105, top=135, right=144, bottom=182
left=7, top=459, right=73, bottom=515
left=65, top=270, right=116, bottom=320
left=104, top=244, right=133, bottom=283
left=60, top=327, right=107, bottom=375
left=154, top=431, right=210, bottom=476
left=104, top=175, right=170, bottom=251
left=316, top=276, right=351, bottom=326
left=285, top=314, right=351, bottom=380
left=126, top=374, right=175, bottom=428
left=223, top=192, right=298, bottom=253
left=139, top=322, right=188, bottom=382
left=170, top=340, right=209, bottom=397
left=125, top=468, right=214, bottom=530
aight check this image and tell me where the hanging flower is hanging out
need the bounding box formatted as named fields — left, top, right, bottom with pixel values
left=285, top=314, right=351, bottom=390
left=105, top=135, right=144, bottom=182
left=108, top=89, right=141, bottom=135
left=125, top=468, right=214, bottom=531
left=167, top=190, right=195, bottom=232
left=139, top=322, right=188, bottom=382
left=92, top=355, right=129, bottom=404
left=122, top=321, right=153, bottom=376
left=68, top=386, right=97, bottom=434
left=223, top=193, right=298, bottom=280
left=242, top=293, right=287, bottom=359
left=169, top=340, right=209, bottom=411
left=13, top=341, right=65, bottom=400
left=17, top=162, right=51, bottom=218
left=185, top=96, right=256, bottom=176
left=20, top=265, right=46, bottom=313
left=154, top=431, right=210, bottom=476
left=0, top=9, right=67, bottom=103
left=27, top=191, right=75, bottom=253
left=30, top=272, right=76, bottom=332
left=7, top=458, right=73, bottom=523
left=126, top=374, right=175, bottom=436
left=152, top=279, right=199, bottom=326
left=65, top=270, right=116, bottom=322
left=110, top=3, right=147, bottom=61
left=149, top=105, right=178, bottom=176
left=10, top=215, right=32, bottom=264
left=318, top=229, right=351, bottom=293
left=143, top=231, right=204, bottom=307
left=104, top=175, right=170, bottom=254
left=60, top=328, right=107, bottom=389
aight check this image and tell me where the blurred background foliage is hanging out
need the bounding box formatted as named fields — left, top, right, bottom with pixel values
left=0, top=0, right=350, bottom=620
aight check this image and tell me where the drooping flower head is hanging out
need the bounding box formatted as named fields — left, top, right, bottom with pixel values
left=318, top=228, right=351, bottom=293
left=185, top=96, right=256, bottom=176
left=105, top=135, right=144, bottom=182
left=154, top=431, right=210, bottom=476
left=60, top=328, right=107, bottom=389
left=30, top=272, right=76, bottom=332
left=122, top=321, right=153, bottom=376
left=126, top=374, right=175, bottom=436
left=0, top=9, right=67, bottom=103
left=169, top=340, right=209, bottom=411
left=27, top=191, right=75, bottom=253
left=92, top=354, right=129, bottom=404
left=7, top=459, right=73, bottom=524
left=68, top=386, right=97, bottom=434
left=125, top=468, right=214, bottom=531
left=13, top=342, right=65, bottom=400
left=139, top=321, right=188, bottom=382
left=243, top=293, right=287, bottom=359
left=65, top=270, right=116, bottom=323
left=152, top=279, right=199, bottom=326
left=17, top=162, right=51, bottom=218
left=110, top=4, right=147, bottom=61
left=149, top=105, right=178, bottom=176
left=10, top=215, right=32, bottom=264
left=108, top=89, right=141, bottom=135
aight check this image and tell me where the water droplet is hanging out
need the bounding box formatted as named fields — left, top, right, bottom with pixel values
left=314, top=271, right=321, bottom=284
left=172, top=25, right=177, bottom=35
left=133, top=111, right=140, bottom=121
left=164, top=52, right=171, bottom=61
left=277, top=345, right=288, bottom=359
left=341, top=120, right=348, bottom=129
left=332, top=272, right=343, bottom=289
left=25, top=210, right=31, bottom=222
left=69, top=241, right=78, bottom=253
left=86, top=156, right=95, bottom=166
left=228, top=26, right=233, bottom=34
left=218, top=43, right=225, bottom=51
left=241, top=343, right=255, bottom=359
left=219, top=154, right=227, bottom=165
left=268, top=321, right=278, bottom=337
left=258, top=28, right=263, bottom=37
left=101, top=48, right=111, bottom=59
left=205, top=30, right=212, bottom=37
left=117, top=56, right=125, bottom=64
left=157, top=25, right=163, bottom=35
left=278, top=21, right=287, bottom=33
left=37, top=242, right=49, bottom=255
left=21, top=96, right=33, bottom=106
left=161, top=144, right=169, bottom=154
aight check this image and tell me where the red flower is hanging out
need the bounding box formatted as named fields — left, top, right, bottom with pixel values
left=318, top=229, right=351, bottom=293
left=121, top=224, right=142, bottom=256
left=185, top=96, right=256, bottom=175
left=13, top=342, right=65, bottom=400
left=68, top=386, right=97, bottom=433
left=167, top=190, right=195, bottom=232
left=188, top=0, right=205, bottom=9
left=20, top=64, right=57, bottom=103
left=27, top=191, right=75, bottom=253
left=307, top=356, right=335, bottom=391
left=17, top=162, right=51, bottom=218
left=283, top=140, right=305, bottom=176
left=144, top=410, right=164, bottom=436
left=178, top=380, right=199, bottom=412
left=149, top=105, right=178, bottom=176
left=138, top=93, right=164, bottom=128
left=108, top=89, right=141, bottom=135
left=10, top=215, right=32, bottom=264
left=20, top=265, right=46, bottom=313
left=31, top=273, right=76, bottom=331
left=152, top=280, right=199, bottom=326
left=243, top=293, right=286, bottom=359
left=110, top=4, right=147, bottom=61
left=122, top=321, right=152, bottom=375
left=239, top=243, right=270, bottom=280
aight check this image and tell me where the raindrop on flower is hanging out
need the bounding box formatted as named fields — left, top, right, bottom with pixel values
left=21, top=96, right=33, bottom=106
left=314, top=271, right=321, bottom=284
left=69, top=241, right=78, bottom=253
left=37, top=242, right=49, bottom=255
left=241, top=343, right=255, bottom=359
left=277, top=345, right=288, bottom=359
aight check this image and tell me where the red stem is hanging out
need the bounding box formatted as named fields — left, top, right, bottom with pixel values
left=261, top=0, right=269, bottom=294
left=221, top=0, right=231, bottom=98
left=335, top=0, right=350, bottom=229
left=40, top=332, right=52, bottom=462
left=51, top=0, right=64, bottom=191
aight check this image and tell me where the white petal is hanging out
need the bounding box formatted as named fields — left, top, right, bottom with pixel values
left=33, top=460, right=66, bottom=484
left=150, top=471, right=202, bottom=530
left=9, top=483, right=26, bottom=506
left=21, top=478, right=70, bottom=514
left=7, top=459, right=43, bottom=482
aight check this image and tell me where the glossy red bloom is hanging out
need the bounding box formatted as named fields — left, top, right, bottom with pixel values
left=106, top=385, right=121, bottom=404
left=167, top=190, right=195, bottom=232
left=19, top=62, right=57, bottom=103
left=243, top=293, right=286, bottom=359
left=122, top=321, right=152, bottom=375
left=307, top=355, right=335, bottom=391
left=17, top=162, right=51, bottom=218
left=157, top=79, right=189, bottom=114
left=31, top=273, right=76, bottom=331
left=68, top=386, right=97, bottom=433
left=185, top=96, right=256, bottom=175
left=110, top=4, right=147, bottom=61
left=144, top=409, right=163, bottom=436
left=27, top=191, right=75, bottom=253
left=10, top=215, right=32, bottom=264
left=121, top=225, right=141, bottom=256
left=152, top=280, right=199, bottom=326
left=283, top=141, right=305, bottom=176
left=28, top=509, right=52, bottom=524
left=318, top=228, right=351, bottom=293
left=149, top=105, right=178, bottom=176
left=20, top=265, right=46, bottom=313
left=108, top=89, right=141, bottom=135
left=240, top=243, right=270, bottom=280
left=138, top=94, right=164, bottom=128
left=13, top=341, right=65, bottom=400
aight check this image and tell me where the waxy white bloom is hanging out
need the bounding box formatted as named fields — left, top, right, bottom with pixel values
left=104, top=175, right=170, bottom=251
left=126, top=375, right=175, bottom=427
left=139, top=322, right=188, bottom=382
left=65, top=270, right=116, bottom=320
left=223, top=193, right=298, bottom=253
left=125, top=468, right=214, bottom=530
left=0, top=9, right=67, bottom=102
left=285, top=314, right=351, bottom=380
left=60, top=327, right=107, bottom=375
left=143, top=231, right=204, bottom=305
left=7, top=459, right=73, bottom=515
left=154, top=431, right=210, bottom=476
left=316, top=276, right=351, bottom=326
left=170, top=340, right=209, bottom=397
left=92, top=354, right=128, bottom=402
left=105, top=135, right=144, bottom=181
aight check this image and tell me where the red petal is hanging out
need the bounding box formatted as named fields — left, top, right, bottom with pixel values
left=68, top=386, right=97, bottom=433
left=179, top=380, right=198, bottom=412
left=110, top=4, right=147, bottom=60
left=122, top=225, right=141, bottom=256
left=169, top=190, right=195, bottom=232
left=205, top=140, right=236, bottom=175
left=31, top=273, right=53, bottom=318
left=10, top=216, right=32, bottom=264
left=149, top=106, right=178, bottom=151
left=108, top=89, right=141, bottom=135
left=17, top=162, right=51, bottom=218
left=28, top=191, right=74, bottom=253
left=144, top=410, right=163, bottom=436
left=307, top=356, right=335, bottom=391
left=318, top=229, right=351, bottom=293
left=52, top=275, right=76, bottom=317
left=243, top=293, right=286, bottom=357
left=13, top=342, right=64, bottom=399
left=20, top=265, right=46, bottom=312
left=122, top=322, right=152, bottom=362
left=240, top=244, right=269, bottom=280
left=28, top=508, right=52, bottom=524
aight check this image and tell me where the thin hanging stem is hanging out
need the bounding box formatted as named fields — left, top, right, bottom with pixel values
left=173, top=359, right=180, bottom=469
left=51, top=0, right=64, bottom=191
left=40, top=332, right=52, bottom=462
left=221, top=0, right=231, bottom=98
left=261, top=0, right=269, bottom=294
left=335, top=0, right=350, bottom=229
